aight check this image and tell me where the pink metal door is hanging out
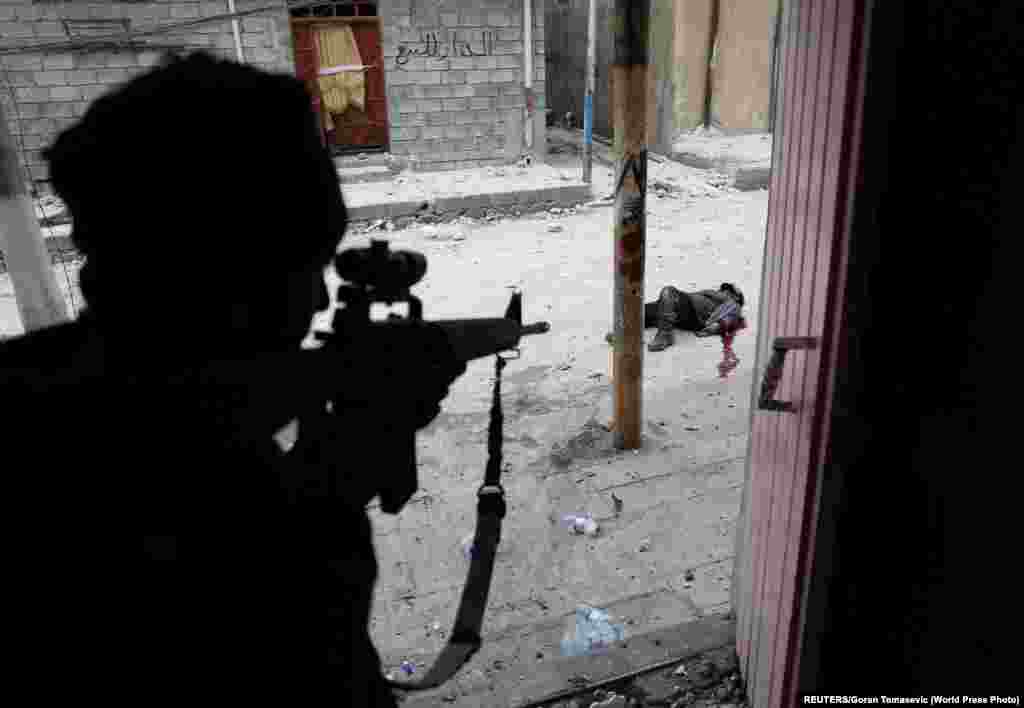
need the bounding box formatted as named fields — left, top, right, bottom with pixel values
left=733, top=1, right=870, bottom=707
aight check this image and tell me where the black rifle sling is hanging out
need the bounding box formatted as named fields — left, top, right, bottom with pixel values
left=385, top=355, right=509, bottom=692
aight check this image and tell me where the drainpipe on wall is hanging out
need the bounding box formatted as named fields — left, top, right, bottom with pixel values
left=702, top=0, right=720, bottom=129
left=582, top=0, right=597, bottom=183
left=228, top=0, right=245, bottom=63
left=523, top=0, right=534, bottom=153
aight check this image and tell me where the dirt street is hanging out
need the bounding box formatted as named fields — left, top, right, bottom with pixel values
left=336, top=152, right=768, bottom=704
left=0, top=146, right=768, bottom=707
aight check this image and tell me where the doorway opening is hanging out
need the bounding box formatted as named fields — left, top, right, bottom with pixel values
left=289, top=0, right=389, bottom=156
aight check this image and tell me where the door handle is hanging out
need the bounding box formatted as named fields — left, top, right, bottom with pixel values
left=758, top=337, right=819, bottom=412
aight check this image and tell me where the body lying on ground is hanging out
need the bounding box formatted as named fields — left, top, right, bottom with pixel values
left=606, top=283, right=747, bottom=352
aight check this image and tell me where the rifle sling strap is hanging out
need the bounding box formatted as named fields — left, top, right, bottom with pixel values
left=385, top=355, right=509, bottom=693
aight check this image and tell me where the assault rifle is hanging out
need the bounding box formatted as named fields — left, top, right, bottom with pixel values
left=309, top=239, right=550, bottom=514
left=307, top=239, right=551, bottom=691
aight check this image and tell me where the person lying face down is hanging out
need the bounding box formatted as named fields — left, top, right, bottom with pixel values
left=606, top=283, right=747, bottom=352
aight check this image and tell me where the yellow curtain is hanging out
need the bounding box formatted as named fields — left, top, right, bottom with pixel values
left=316, top=25, right=365, bottom=132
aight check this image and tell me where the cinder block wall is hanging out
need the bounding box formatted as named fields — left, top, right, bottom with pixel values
left=379, top=0, right=546, bottom=170
left=0, top=0, right=293, bottom=184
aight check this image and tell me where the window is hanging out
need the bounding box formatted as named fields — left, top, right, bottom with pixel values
left=62, top=18, right=131, bottom=39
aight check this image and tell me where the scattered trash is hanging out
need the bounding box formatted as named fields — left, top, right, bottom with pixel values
left=611, top=492, right=623, bottom=515
left=684, top=425, right=701, bottom=432
left=674, top=664, right=689, bottom=677
left=684, top=569, right=696, bottom=582
left=637, top=539, right=651, bottom=552
left=563, top=513, right=600, bottom=537
left=590, top=693, right=627, bottom=708
left=547, top=224, right=564, bottom=233
left=400, top=660, right=415, bottom=675
left=561, top=605, right=626, bottom=656
left=568, top=674, right=592, bottom=688
left=422, top=225, right=439, bottom=238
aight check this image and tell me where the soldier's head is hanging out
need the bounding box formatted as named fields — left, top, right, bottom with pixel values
left=44, top=51, right=346, bottom=352
left=720, top=283, right=745, bottom=308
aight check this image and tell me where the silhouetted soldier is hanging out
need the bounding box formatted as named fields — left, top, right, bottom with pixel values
left=1, top=52, right=462, bottom=705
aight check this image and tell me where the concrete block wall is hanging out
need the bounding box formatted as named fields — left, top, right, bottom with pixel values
left=1, top=0, right=293, bottom=183
left=378, top=0, right=546, bottom=170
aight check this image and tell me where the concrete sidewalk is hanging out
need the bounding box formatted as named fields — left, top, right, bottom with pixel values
left=670, top=128, right=773, bottom=192
left=340, top=161, right=593, bottom=226
left=546, top=126, right=773, bottom=192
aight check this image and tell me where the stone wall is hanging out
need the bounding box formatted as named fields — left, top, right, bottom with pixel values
left=0, top=0, right=294, bottom=184
left=378, top=0, right=546, bottom=170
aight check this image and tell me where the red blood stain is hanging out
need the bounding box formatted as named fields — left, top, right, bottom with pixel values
left=717, top=317, right=747, bottom=379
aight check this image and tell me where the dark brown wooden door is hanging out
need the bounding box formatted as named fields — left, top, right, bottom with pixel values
left=291, top=23, right=327, bottom=147
left=732, top=1, right=870, bottom=707
left=343, top=21, right=388, bottom=149
left=291, top=19, right=389, bottom=151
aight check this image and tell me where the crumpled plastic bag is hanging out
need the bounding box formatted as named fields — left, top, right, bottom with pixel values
left=560, top=605, right=626, bottom=657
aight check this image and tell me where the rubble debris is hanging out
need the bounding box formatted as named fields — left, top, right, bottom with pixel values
left=590, top=693, right=627, bottom=708
left=550, top=420, right=617, bottom=468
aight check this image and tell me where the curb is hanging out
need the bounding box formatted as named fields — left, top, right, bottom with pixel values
left=549, top=126, right=772, bottom=192
left=346, top=184, right=593, bottom=223
left=400, top=613, right=735, bottom=708
left=0, top=184, right=594, bottom=275
left=668, top=151, right=772, bottom=192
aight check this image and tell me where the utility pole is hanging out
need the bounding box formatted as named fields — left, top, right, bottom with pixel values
left=0, top=103, right=69, bottom=333
left=609, top=0, right=648, bottom=450
left=582, top=0, right=597, bottom=183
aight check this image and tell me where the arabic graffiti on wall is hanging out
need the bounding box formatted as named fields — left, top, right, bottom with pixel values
left=395, top=31, right=496, bottom=69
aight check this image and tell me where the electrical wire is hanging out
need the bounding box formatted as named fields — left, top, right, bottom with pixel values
left=0, top=0, right=341, bottom=317
left=0, top=0, right=331, bottom=56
